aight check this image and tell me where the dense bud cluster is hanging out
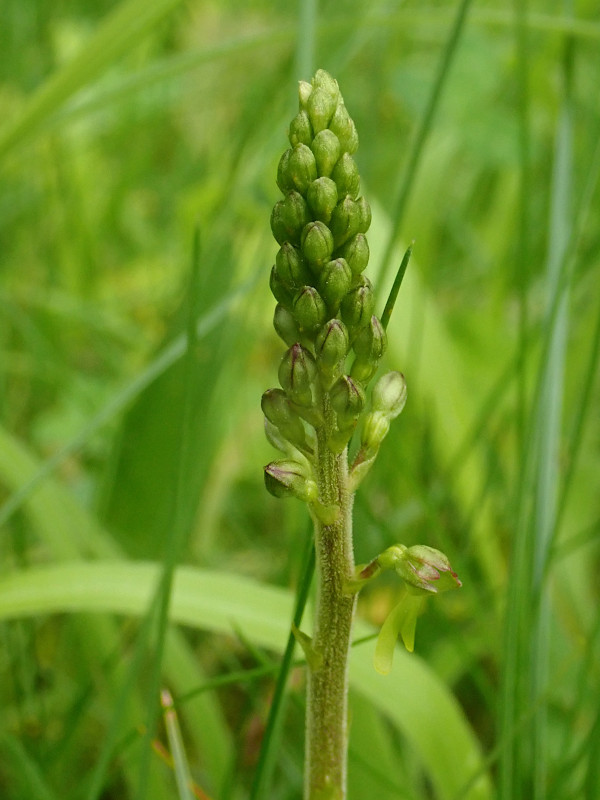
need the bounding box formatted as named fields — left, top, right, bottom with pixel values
left=263, top=70, right=394, bottom=498
left=262, top=70, right=408, bottom=508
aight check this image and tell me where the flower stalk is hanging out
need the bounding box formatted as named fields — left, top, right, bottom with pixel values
left=261, top=70, right=460, bottom=800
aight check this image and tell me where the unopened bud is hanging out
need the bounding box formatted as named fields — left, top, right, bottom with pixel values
left=339, top=233, right=369, bottom=275
left=329, top=102, right=359, bottom=154
left=301, top=221, right=334, bottom=270
left=261, top=388, right=310, bottom=453
left=317, top=258, right=352, bottom=310
left=396, top=545, right=462, bottom=594
left=312, top=69, right=340, bottom=104
left=352, top=315, right=387, bottom=360
left=330, top=375, right=366, bottom=427
left=278, top=343, right=318, bottom=407
left=311, top=129, right=341, bottom=178
left=288, top=110, right=313, bottom=147
left=273, top=304, right=301, bottom=346
left=275, top=242, right=311, bottom=288
left=298, top=80, right=313, bottom=109
left=356, top=196, right=372, bottom=233
left=331, top=152, right=360, bottom=198
left=293, top=286, right=327, bottom=337
left=329, top=195, right=362, bottom=247
left=371, top=371, right=407, bottom=420
left=270, top=191, right=311, bottom=245
left=361, top=410, right=390, bottom=452
left=340, top=277, right=375, bottom=331
left=306, top=177, right=338, bottom=224
left=269, top=265, right=293, bottom=309
left=307, top=87, right=337, bottom=134
left=264, top=460, right=317, bottom=502
left=276, top=149, right=295, bottom=193
left=286, top=144, right=318, bottom=194
left=350, top=357, right=378, bottom=385
left=315, top=319, right=349, bottom=387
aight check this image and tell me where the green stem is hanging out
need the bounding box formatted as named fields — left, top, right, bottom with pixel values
left=305, top=399, right=356, bottom=800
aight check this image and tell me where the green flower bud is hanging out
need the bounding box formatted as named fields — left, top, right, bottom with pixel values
left=279, top=343, right=318, bottom=407
left=330, top=375, right=366, bottom=427
left=289, top=110, right=313, bottom=147
left=352, top=315, right=387, bottom=360
left=360, top=410, right=390, bottom=452
left=273, top=303, right=301, bottom=346
left=329, top=102, right=359, bottom=154
left=276, top=149, right=295, bottom=193
left=298, top=80, right=313, bottom=109
left=315, top=319, right=349, bottom=387
left=275, top=242, right=312, bottom=288
left=356, top=196, right=372, bottom=233
left=311, top=129, right=341, bottom=178
left=339, top=233, right=369, bottom=275
left=331, top=152, right=360, bottom=198
left=301, top=221, right=334, bottom=270
left=270, top=265, right=294, bottom=309
left=264, top=417, right=291, bottom=455
left=287, top=144, right=318, bottom=194
left=315, top=319, right=349, bottom=366
left=350, top=356, right=378, bottom=385
left=371, top=371, right=407, bottom=420
left=317, top=258, right=352, bottom=310
left=307, top=87, right=337, bottom=134
left=340, top=276, right=375, bottom=331
left=306, top=177, right=338, bottom=224
left=395, top=545, right=462, bottom=594
left=261, top=388, right=311, bottom=454
left=312, top=69, right=340, bottom=104
left=264, top=459, right=317, bottom=502
left=329, top=195, right=363, bottom=247
left=270, top=191, right=311, bottom=245
left=293, top=286, right=327, bottom=337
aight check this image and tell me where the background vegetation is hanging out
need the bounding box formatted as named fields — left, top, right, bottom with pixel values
left=1, top=1, right=599, bottom=798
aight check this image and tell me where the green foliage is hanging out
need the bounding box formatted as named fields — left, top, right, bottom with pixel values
left=1, top=1, right=600, bottom=799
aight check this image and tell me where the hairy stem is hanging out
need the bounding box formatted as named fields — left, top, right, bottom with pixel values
left=305, top=399, right=356, bottom=800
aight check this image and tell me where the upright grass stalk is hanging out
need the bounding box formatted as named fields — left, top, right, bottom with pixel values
left=377, top=0, right=474, bottom=289
left=261, top=69, right=461, bottom=800
left=499, top=18, right=574, bottom=798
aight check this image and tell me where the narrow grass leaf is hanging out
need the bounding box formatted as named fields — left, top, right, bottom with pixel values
left=161, top=689, right=197, bottom=800
left=377, top=0, right=475, bottom=288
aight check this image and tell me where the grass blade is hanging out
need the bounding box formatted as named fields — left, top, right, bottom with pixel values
left=377, top=0, right=474, bottom=288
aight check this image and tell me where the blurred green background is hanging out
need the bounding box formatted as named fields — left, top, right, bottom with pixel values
left=1, top=1, right=599, bottom=798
